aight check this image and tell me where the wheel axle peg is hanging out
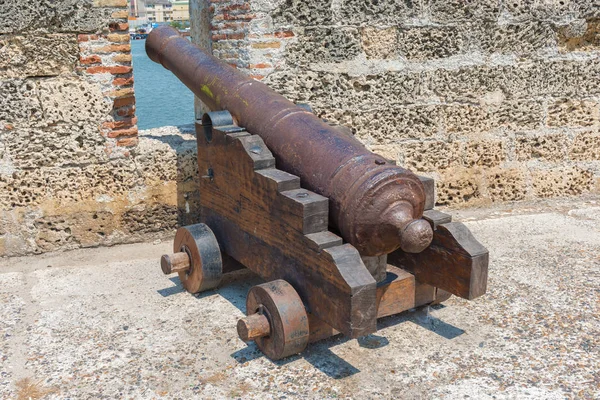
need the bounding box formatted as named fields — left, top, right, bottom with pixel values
left=160, top=252, right=191, bottom=275
left=237, top=312, right=271, bottom=342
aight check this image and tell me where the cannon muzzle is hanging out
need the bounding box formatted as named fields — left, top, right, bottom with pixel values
left=146, top=26, right=432, bottom=256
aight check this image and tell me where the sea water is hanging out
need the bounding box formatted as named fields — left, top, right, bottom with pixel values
left=131, top=38, right=195, bottom=130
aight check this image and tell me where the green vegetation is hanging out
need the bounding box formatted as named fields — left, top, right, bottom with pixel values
left=169, top=20, right=190, bottom=30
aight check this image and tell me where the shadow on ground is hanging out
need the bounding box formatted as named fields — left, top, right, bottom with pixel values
left=158, top=268, right=465, bottom=379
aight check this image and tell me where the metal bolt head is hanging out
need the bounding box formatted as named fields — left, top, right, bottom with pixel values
left=202, top=168, right=214, bottom=180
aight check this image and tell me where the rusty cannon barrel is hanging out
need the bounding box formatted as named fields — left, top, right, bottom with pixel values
left=146, top=26, right=433, bottom=256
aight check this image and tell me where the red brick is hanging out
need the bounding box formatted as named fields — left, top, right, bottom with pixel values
left=249, top=63, right=272, bottom=69
left=224, top=22, right=249, bottom=29
left=274, top=31, right=295, bottom=38
left=223, top=3, right=251, bottom=11
left=251, top=41, right=280, bottom=49
left=116, top=105, right=136, bottom=117
left=116, top=137, right=139, bottom=147
left=107, top=33, right=129, bottom=43
left=112, top=53, right=132, bottom=63
left=227, top=33, right=245, bottom=40
left=224, top=13, right=255, bottom=21
left=103, top=117, right=137, bottom=130
left=109, top=22, right=129, bottom=32
left=113, top=76, right=134, bottom=87
left=105, top=87, right=134, bottom=98
left=212, top=34, right=226, bottom=41
left=250, top=74, right=264, bottom=80
left=80, top=55, right=102, bottom=65
left=78, top=34, right=99, bottom=42
left=111, top=10, right=128, bottom=18
left=113, top=95, right=136, bottom=108
left=108, top=126, right=138, bottom=138
left=94, top=44, right=131, bottom=54
left=86, top=65, right=132, bottom=75
left=93, top=0, right=127, bottom=7
left=249, top=31, right=293, bottom=40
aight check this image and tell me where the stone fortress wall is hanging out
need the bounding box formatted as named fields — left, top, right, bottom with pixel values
left=200, top=0, right=600, bottom=206
left=2, top=0, right=599, bottom=256
left=0, top=0, right=201, bottom=256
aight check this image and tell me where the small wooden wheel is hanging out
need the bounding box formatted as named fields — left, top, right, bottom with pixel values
left=239, top=280, right=309, bottom=360
left=165, top=223, right=222, bottom=293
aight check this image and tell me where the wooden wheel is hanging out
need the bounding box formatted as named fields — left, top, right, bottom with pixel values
left=238, top=280, right=309, bottom=360
left=160, top=223, right=222, bottom=293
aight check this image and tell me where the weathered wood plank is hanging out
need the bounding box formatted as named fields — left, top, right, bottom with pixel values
left=388, top=222, right=488, bottom=300
left=237, top=135, right=275, bottom=170
left=376, top=266, right=415, bottom=318
left=204, top=209, right=376, bottom=338
left=307, top=265, right=446, bottom=343
left=305, top=231, right=343, bottom=252
left=196, top=124, right=378, bottom=338
left=280, top=189, right=329, bottom=234
left=256, top=169, right=300, bottom=192
left=423, top=209, right=452, bottom=229
left=362, top=254, right=388, bottom=282
left=418, top=176, right=435, bottom=210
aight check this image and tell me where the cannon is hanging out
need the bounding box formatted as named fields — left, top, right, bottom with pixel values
left=148, top=26, right=489, bottom=360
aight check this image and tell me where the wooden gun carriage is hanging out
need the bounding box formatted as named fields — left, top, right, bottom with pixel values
left=149, top=27, right=489, bottom=360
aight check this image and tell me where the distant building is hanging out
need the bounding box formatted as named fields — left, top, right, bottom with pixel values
left=128, top=0, right=141, bottom=18
left=145, top=0, right=174, bottom=23
left=128, top=0, right=187, bottom=28
left=172, top=0, right=189, bottom=22
left=128, top=0, right=148, bottom=28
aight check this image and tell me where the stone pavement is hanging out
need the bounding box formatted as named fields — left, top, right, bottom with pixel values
left=1, top=196, right=598, bottom=399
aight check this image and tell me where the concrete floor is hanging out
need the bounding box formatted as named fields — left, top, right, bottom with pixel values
left=1, top=197, right=599, bottom=399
